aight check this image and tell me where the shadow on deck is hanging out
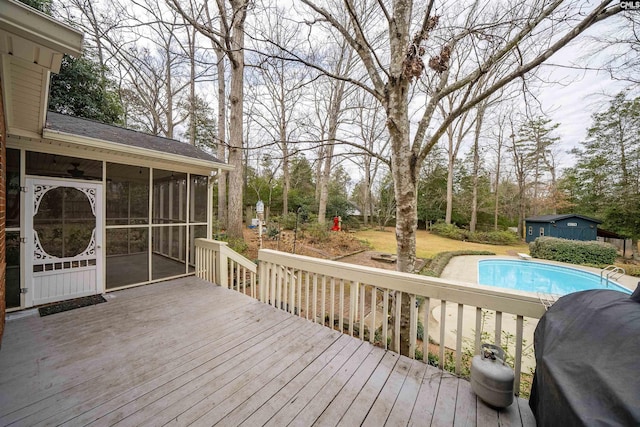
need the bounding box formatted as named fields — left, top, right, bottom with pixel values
left=0, top=277, right=535, bottom=426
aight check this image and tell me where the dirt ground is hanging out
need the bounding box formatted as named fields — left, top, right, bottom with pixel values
left=243, top=227, right=430, bottom=272
left=242, top=227, right=371, bottom=261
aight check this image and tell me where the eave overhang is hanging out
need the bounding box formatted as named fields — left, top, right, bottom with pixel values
left=39, top=128, right=234, bottom=173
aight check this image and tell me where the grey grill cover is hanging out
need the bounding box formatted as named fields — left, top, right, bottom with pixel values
left=529, top=288, right=640, bottom=426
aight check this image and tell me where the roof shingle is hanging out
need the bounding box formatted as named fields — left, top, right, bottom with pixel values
left=45, top=112, right=224, bottom=164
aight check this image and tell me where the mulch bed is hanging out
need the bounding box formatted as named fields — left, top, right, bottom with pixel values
left=38, top=294, right=107, bottom=317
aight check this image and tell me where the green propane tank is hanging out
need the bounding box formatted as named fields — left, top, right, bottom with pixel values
left=470, top=343, right=514, bottom=408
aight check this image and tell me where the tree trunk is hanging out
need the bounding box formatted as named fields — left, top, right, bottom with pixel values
left=188, top=26, right=197, bottom=145
left=282, top=144, right=289, bottom=215
left=388, top=78, right=417, bottom=357
left=225, top=0, right=247, bottom=239
left=317, top=97, right=341, bottom=224
left=317, top=143, right=333, bottom=224
left=470, top=140, right=480, bottom=232
left=317, top=50, right=349, bottom=224
left=493, top=141, right=502, bottom=231
left=470, top=104, right=485, bottom=233
left=164, top=38, right=174, bottom=139
left=363, top=155, right=371, bottom=226
left=280, top=89, right=290, bottom=215
left=215, top=43, right=227, bottom=229
left=314, top=146, right=323, bottom=203
left=444, top=130, right=456, bottom=224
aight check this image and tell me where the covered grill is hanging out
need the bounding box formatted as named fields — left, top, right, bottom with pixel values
left=529, top=287, right=640, bottom=426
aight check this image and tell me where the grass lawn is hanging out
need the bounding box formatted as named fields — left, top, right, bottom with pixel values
left=355, top=227, right=529, bottom=259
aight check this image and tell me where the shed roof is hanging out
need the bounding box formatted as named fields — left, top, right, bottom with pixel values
left=44, top=112, right=225, bottom=166
left=525, top=214, right=602, bottom=224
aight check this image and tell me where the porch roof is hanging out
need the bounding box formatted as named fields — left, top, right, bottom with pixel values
left=42, top=112, right=231, bottom=172
left=524, top=214, right=602, bottom=224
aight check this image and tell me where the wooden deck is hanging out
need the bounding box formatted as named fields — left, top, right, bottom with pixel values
left=0, top=277, right=535, bottom=426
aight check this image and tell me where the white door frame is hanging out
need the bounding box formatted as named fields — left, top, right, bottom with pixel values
left=24, top=177, right=103, bottom=307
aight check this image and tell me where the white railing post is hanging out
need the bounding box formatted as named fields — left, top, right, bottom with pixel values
left=217, top=245, right=229, bottom=288
left=259, top=261, right=266, bottom=303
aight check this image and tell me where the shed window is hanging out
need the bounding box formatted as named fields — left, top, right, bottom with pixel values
left=540, top=227, right=545, bottom=236
left=528, top=226, right=533, bottom=236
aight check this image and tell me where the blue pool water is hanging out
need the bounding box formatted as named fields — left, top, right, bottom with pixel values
left=478, top=259, right=632, bottom=296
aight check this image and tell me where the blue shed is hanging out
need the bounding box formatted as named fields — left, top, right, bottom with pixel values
left=524, top=214, right=601, bottom=243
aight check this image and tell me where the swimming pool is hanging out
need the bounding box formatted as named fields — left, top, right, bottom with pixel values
left=478, top=259, right=632, bottom=296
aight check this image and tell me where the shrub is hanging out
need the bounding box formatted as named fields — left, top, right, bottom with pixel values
left=529, top=237, right=617, bottom=266
left=430, top=222, right=519, bottom=245
left=275, top=213, right=298, bottom=230
left=469, top=230, right=520, bottom=245
left=417, top=319, right=424, bottom=341
left=421, top=250, right=496, bottom=277
left=304, top=221, right=330, bottom=243
left=266, top=224, right=280, bottom=240
left=219, top=236, right=248, bottom=255
left=431, top=222, right=467, bottom=240
left=341, top=215, right=362, bottom=231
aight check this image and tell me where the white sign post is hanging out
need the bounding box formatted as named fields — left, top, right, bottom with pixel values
left=256, top=200, right=265, bottom=249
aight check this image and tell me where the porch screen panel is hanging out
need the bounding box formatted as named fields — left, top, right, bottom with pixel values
left=189, top=225, right=207, bottom=267
left=106, top=228, right=149, bottom=289
left=190, top=175, right=208, bottom=223
left=5, top=232, right=21, bottom=308
left=6, top=149, right=20, bottom=228
left=152, top=225, right=187, bottom=280
left=26, top=152, right=102, bottom=181
left=106, top=164, right=149, bottom=225
left=152, top=170, right=186, bottom=224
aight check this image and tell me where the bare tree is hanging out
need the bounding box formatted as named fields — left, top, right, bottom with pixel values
left=248, top=8, right=310, bottom=216
left=509, top=117, right=530, bottom=238
left=170, top=0, right=250, bottom=238
left=349, top=92, right=389, bottom=226
left=488, top=109, right=508, bottom=231
left=316, top=41, right=355, bottom=224
left=469, top=101, right=487, bottom=232
left=203, top=2, right=229, bottom=228
left=298, top=0, right=621, bottom=356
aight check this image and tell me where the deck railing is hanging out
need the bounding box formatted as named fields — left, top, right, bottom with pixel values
left=194, top=239, right=257, bottom=298
left=257, top=250, right=545, bottom=393
left=194, top=243, right=546, bottom=394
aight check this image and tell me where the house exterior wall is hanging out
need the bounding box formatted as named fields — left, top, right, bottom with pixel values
left=1, top=76, right=6, bottom=343
left=525, top=221, right=551, bottom=243
left=525, top=216, right=599, bottom=243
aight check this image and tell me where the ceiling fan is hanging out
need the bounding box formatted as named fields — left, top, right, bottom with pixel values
left=67, top=162, right=85, bottom=178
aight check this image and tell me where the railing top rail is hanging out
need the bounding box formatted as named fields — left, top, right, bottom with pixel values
left=258, top=249, right=545, bottom=319
left=196, top=238, right=257, bottom=274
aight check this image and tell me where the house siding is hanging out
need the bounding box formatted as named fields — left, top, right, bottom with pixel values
left=9, top=60, right=46, bottom=134
left=0, top=75, right=6, bottom=344
left=525, top=216, right=599, bottom=243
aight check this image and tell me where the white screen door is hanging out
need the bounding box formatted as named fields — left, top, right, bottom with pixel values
left=25, top=178, right=103, bottom=307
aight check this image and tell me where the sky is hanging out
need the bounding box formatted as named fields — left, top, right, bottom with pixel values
left=522, top=14, right=635, bottom=170
left=535, top=65, right=629, bottom=169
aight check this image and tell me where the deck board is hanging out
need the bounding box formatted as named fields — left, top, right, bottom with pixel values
left=385, top=358, right=428, bottom=426
left=0, top=277, right=535, bottom=426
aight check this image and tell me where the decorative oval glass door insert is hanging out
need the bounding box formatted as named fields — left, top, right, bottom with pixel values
left=33, top=185, right=96, bottom=259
